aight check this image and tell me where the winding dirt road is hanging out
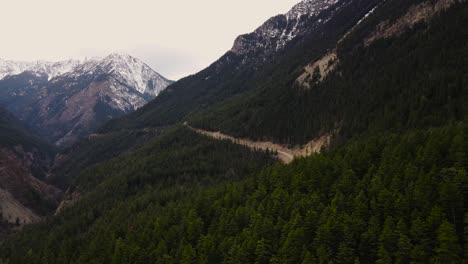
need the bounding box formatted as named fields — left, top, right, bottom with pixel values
left=188, top=126, right=331, bottom=164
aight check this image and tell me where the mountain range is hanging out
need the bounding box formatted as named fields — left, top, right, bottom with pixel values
left=0, top=0, right=466, bottom=263
left=0, top=53, right=172, bottom=146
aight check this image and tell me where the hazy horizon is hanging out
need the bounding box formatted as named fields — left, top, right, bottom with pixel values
left=0, top=0, right=302, bottom=80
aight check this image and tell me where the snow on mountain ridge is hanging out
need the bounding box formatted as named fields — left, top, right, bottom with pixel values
left=1, top=54, right=172, bottom=98
left=231, top=0, right=340, bottom=55
left=96, top=53, right=170, bottom=97
left=0, top=54, right=173, bottom=146
left=286, top=0, right=339, bottom=19
left=0, top=58, right=83, bottom=80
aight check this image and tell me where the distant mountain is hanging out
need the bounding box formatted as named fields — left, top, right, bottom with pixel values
left=0, top=54, right=173, bottom=146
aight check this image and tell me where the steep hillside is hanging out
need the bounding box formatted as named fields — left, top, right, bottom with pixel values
left=0, top=108, right=53, bottom=156
left=104, top=0, right=466, bottom=148
left=50, top=127, right=164, bottom=189
left=0, top=108, right=61, bottom=237
left=0, top=54, right=172, bottom=146
left=190, top=0, right=467, bottom=145
left=102, top=0, right=364, bottom=131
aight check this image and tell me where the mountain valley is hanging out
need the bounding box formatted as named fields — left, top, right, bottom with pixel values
left=0, top=0, right=466, bottom=263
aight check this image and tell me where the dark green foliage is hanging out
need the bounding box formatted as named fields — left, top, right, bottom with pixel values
left=50, top=128, right=163, bottom=188
left=0, top=126, right=273, bottom=263
left=434, top=220, right=462, bottom=263
left=1, top=123, right=465, bottom=263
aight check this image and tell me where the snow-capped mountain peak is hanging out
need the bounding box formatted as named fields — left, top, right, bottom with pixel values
left=100, top=53, right=170, bottom=97
left=231, top=0, right=340, bottom=55
left=286, top=0, right=339, bottom=20
left=57, top=53, right=171, bottom=97
left=1, top=54, right=172, bottom=98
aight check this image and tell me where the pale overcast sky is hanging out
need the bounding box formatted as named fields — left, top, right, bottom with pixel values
left=0, top=0, right=301, bottom=80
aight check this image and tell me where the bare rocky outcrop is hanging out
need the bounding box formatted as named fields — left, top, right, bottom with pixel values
left=365, top=0, right=459, bottom=46
left=294, top=1, right=382, bottom=89
left=54, top=190, right=80, bottom=216
left=295, top=0, right=460, bottom=89
left=296, top=50, right=338, bottom=88
left=0, top=147, right=62, bottom=226
left=0, top=188, right=40, bottom=225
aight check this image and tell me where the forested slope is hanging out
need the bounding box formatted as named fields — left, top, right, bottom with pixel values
left=0, top=127, right=273, bottom=263
left=1, top=123, right=465, bottom=263
left=101, top=0, right=383, bottom=137
left=50, top=128, right=164, bottom=189
left=190, top=0, right=468, bottom=145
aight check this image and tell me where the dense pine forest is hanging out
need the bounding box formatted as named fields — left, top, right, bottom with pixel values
left=0, top=0, right=466, bottom=263
left=1, top=123, right=465, bottom=263
left=49, top=128, right=164, bottom=188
